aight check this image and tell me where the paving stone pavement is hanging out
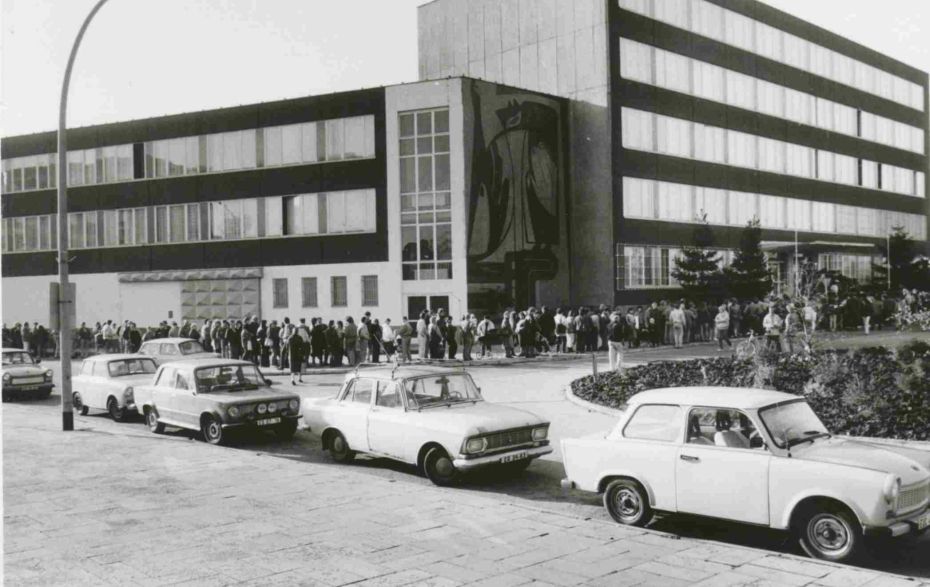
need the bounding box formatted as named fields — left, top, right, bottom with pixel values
left=4, top=400, right=928, bottom=587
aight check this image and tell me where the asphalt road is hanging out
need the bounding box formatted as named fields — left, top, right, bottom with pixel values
left=22, top=354, right=930, bottom=579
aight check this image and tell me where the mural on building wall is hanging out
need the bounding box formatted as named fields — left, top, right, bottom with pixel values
left=463, top=79, right=568, bottom=312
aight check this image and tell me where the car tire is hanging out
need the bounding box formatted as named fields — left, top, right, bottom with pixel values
left=329, top=431, right=355, bottom=463
left=797, top=506, right=863, bottom=563
left=603, top=479, right=652, bottom=527
left=275, top=418, right=298, bottom=441
left=424, top=447, right=457, bottom=486
left=201, top=415, right=225, bottom=445
left=107, top=397, right=125, bottom=422
left=146, top=407, right=165, bottom=434
left=73, top=392, right=89, bottom=416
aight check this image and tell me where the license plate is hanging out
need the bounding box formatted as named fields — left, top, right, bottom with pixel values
left=918, top=512, right=930, bottom=531
left=22, top=386, right=38, bottom=391
left=500, top=451, right=527, bottom=464
left=256, top=417, right=281, bottom=426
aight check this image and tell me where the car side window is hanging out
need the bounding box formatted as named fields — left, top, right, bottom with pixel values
left=376, top=382, right=402, bottom=409
left=352, top=379, right=374, bottom=405
left=176, top=372, right=191, bottom=391
left=140, top=343, right=153, bottom=355
left=93, top=361, right=109, bottom=377
left=339, top=380, right=355, bottom=402
left=156, top=367, right=175, bottom=387
left=80, top=361, right=94, bottom=376
left=161, top=343, right=179, bottom=356
left=689, top=407, right=762, bottom=450
left=623, top=404, right=683, bottom=442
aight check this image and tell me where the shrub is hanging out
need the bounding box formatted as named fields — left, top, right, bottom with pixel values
left=572, top=343, right=930, bottom=440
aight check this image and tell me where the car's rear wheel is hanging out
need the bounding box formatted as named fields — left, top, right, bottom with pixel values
left=329, top=431, right=354, bottom=463
left=73, top=392, right=89, bottom=416
left=275, top=418, right=298, bottom=441
left=424, top=447, right=457, bottom=486
left=201, top=415, right=224, bottom=445
left=107, top=397, right=125, bottom=422
left=604, top=479, right=652, bottom=527
left=146, top=407, right=165, bottom=434
left=797, top=506, right=862, bottom=563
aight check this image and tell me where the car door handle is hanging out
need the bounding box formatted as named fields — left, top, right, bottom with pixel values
left=680, top=455, right=700, bottom=463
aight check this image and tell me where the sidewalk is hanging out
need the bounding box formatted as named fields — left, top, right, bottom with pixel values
left=4, top=400, right=926, bottom=587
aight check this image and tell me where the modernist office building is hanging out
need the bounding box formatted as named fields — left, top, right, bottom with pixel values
left=2, top=0, right=928, bottom=325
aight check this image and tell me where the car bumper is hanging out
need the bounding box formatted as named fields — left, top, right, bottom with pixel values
left=221, top=415, right=301, bottom=429
left=2, top=383, right=54, bottom=395
left=864, top=507, right=930, bottom=538
left=452, top=445, right=553, bottom=471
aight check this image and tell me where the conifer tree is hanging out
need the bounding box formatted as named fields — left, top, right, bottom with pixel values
left=672, top=213, right=722, bottom=301
left=724, top=218, right=773, bottom=300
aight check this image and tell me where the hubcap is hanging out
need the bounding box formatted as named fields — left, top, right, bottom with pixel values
left=808, top=514, right=850, bottom=553
left=333, top=436, right=345, bottom=453
left=207, top=422, right=220, bottom=439
left=433, top=456, right=454, bottom=478
left=148, top=412, right=157, bottom=428
left=614, top=488, right=641, bottom=522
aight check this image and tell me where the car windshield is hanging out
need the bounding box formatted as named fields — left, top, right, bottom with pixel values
left=179, top=341, right=206, bottom=355
left=194, top=364, right=264, bottom=392
left=758, top=400, right=830, bottom=449
left=402, top=373, right=482, bottom=409
left=2, top=351, right=34, bottom=365
left=108, top=359, right=157, bottom=377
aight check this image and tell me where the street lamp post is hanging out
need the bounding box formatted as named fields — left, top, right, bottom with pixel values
left=57, top=0, right=111, bottom=431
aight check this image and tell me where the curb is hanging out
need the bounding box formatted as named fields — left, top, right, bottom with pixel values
left=563, top=383, right=624, bottom=417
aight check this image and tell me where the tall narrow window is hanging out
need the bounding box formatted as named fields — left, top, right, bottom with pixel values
left=301, top=277, right=318, bottom=308
left=361, top=275, right=379, bottom=306
left=331, top=276, right=347, bottom=307
left=272, top=278, right=288, bottom=308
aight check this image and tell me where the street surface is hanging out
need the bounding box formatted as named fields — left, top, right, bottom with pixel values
left=4, top=337, right=929, bottom=585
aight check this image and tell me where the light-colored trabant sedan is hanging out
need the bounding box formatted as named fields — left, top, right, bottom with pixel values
left=138, top=338, right=218, bottom=365
left=561, top=387, right=930, bottom=563
left=135, top=358, right=300, bottom=445
left=1, top=348, right=54, bottom=401
left=302, top=366, right=552, bottom=485
left=72, top=354, right=158, bottom=421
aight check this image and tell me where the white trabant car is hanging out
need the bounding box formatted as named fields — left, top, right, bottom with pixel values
left=302, top=367, right=552, bottom=485
left=72, top=354, right=158, bottom=421
left=561, top=387, right=930, bottom=563
left=1, top=347, right=54, bottom=401
left=137, top=338, right=218, bottom=365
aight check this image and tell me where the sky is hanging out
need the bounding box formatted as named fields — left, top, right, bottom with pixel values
left=1, top=0, right=928, bottom=138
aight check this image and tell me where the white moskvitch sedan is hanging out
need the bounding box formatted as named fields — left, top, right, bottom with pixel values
left=137, top=338, right=218, bottom=366
left=561, top=387, right=930, bottom=563
left=302, top=367, right=552, bottom=485
left=72, top=354, right=158, bottom=421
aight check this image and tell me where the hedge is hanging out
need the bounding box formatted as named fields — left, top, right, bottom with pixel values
left=571, top=340, right=930, bottom=440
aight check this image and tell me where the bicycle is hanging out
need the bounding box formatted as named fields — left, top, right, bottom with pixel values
left=735, top=330, right=760, bottom=360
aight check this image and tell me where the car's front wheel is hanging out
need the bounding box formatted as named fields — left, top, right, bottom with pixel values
left=604, top=479, right=652, bottom=527
left=201, top=415, right=225, bottom=445
left=423, top=447, right=457, bottom=486
left=797, top=506, right=862, bottom=563
left=328, top=431, right=355, bottom=463
left=146, top=407, right=165, bottom=434
left=73, top=392, right=89, bottom=416
left=107, top=397, right=125, bottom=422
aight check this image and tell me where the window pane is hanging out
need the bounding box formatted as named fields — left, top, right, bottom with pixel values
left=331, top=276, right=347, bottom=306
left=436, top=224, right=452, bottom=260
left=264, top=126, right=283, bottom=166
left=281, top=124, right=302, bottom=164
left=400, top=158, right=416, bottom=193
left=325, top=119, right=344, bottom=160
left=417, top=156, right=433, bottom=191
left=186, top=204, right=199, bottom=241
left=327, top=192, right=347, bottom=233
left=301, top=122, right=318, bottom=162
left=301, top=277, right=318, bottom=308
left=362, top=275, right=378, bottom=306
left=154, top=206, right=168, bottom=242
left=273, top=278, right=288, bottom=308
left=69, top=213, right=84, bottom=249
left=169, top=205, right=185, bottom=242
left=242, top=199, right=258, bottom=237
left=344, top=117, right=366, bottom=159
left=103, top=210, right=118, bottom=246
left=85, top=212, right=97, bottom=247
left=134, top=208, right=147, bottom=244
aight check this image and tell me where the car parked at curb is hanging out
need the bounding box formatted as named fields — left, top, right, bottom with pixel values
left=302, top=366, right=552, bottom=485
left=137, top=338, right=218, bottom=365
left=560, top=387, right=930, bottom=563
left=72, top=354, right=158, bottom=421
left=134, top=358, right=300, bottom=445
left=1, top=348, right=54, bottom=401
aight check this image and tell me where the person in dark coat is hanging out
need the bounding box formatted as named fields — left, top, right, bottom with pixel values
left=445, top=316, right=458, bottom=359
left=428, top=316, right=444, bottom=359
left=310, top=318, right=327, bottom=366
left=227, top=321, right=242, bottom=360
left=288, top=334, right=304, bottom=385
left=370, top=319, right=383, bottom=364
left=128, top=323, right=142, bottom=353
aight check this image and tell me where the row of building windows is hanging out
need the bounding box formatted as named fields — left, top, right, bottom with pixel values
left=620, top=107, right=926, bottom=199
left=400, top=108, right=453, bottom=281
left=0, top=189, right=376, bottom=254
left=616, top=243, right=876, bottom=290
left=622, top=176, right=927, bottom=240
left=619, top=38, right=925, bottom=155
left=1, top=115, right=376, bottom=194
left=271, top=275, right=378, bottom=309
left=618, top=0, right=925, bottom=111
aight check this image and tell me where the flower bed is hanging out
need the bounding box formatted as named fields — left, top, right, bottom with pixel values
left=570, top=341, right=930, bottom=440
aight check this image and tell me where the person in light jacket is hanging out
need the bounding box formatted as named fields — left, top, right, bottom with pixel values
left=714, top=305, right=731, bottom=351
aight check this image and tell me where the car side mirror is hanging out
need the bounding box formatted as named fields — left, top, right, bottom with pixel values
left=265, top=379, right=274, bottom=387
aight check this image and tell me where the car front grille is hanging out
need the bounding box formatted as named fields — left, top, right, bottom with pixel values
left=12, top=376, right=44, bottom=385
left=484, top=427, right=534, bottom=451
left=897, top=481, right=930, bottom=515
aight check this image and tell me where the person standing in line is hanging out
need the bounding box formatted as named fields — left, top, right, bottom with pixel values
left=714, top=304, right=731, bottom=351
left=428, top=315, right=444, bottom=359
left=462, top=315, right=476, bottom=361
left=476, top=314, right=495, bottom=358
left=343, top=317, right=358, bottom=366
left=370, top=318, right=383, bottom=364
left=416, top=311, right=429, bottom=361
left=762, top=305, right=783, bottom=352
left=357, top=317, right=370, bottom=364
left=445, top=315, right=458, bottom=360
left=398, top=317, right=413, bottom=362
left=729, top=300, right=742, bottom=339
left=607, top=313, right=626, bottom=372
left=288, top=331, right=304, bottom=385
left=669, top=303, right=686, bottom=349
left=325, top=321, right=340, bottom=367
left=240, top=324, right=253, bottom=364
left=381, top=318, right=395, bottom=361
left=499, top=312, right=514, bottom=358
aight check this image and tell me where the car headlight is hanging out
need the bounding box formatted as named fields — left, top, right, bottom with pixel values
left=464, top=437, right=488, bottom=454
left=883, top=474, right=901, bottom=505
left=288, top=399, right=299, bottom=411
left=228, top=405, right=240, bottom=418
left=3, top=372, right=12, bottom=383
left=256, top=403, right=267, bottom=415
left=532, top=426, right=549, bottom=441
left=123, top=387, right=134, bottom=402
left=268, top=402, right=278, bottom=413
left=44, top=369, right=54, bottom=381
